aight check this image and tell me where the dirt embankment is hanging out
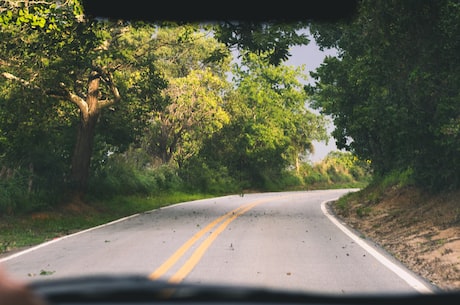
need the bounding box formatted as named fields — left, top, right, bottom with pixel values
left=330, top=185, right=460, bottom=291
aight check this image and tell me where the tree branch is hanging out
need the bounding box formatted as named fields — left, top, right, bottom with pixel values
left=94, top=67, right=121, bottom=109
left=2, top=71, right=89, bottom=114
left=61, top=83, right=89, bottom=113
left=47, top=83, right=88, bottom=114
left=1, top=72, right=41, bottom=90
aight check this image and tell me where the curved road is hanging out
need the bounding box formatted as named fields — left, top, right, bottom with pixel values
left=1, top=189, right=435, bottom=295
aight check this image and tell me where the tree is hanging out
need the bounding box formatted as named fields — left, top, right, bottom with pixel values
left=214, top=22, right=310, bottom=65
left=143, top=24, right=231, bottom=166
left=0, top=1, right=166, bottom=200
left=309, top=0, right=460, bottom=191
left=1, top=0, right=94, bottom=197
left=202, top=52, right=328, bottom=188
left=81, top=0, right=313, bottom=67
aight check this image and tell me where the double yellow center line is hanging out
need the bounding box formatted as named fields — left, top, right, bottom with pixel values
left=149, top=196, right=284, bottom=283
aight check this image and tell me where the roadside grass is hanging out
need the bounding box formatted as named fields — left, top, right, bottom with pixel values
left=1, top=179, right=370, bottom=256
left=0, top=153, right=371, bottom=257
left=0, top=192, right=213, bottom=256
left=0, top=181, right=368, bottom=256
left=284, top=180, right=367, bottom=192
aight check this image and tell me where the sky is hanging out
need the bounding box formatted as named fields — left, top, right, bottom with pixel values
left=285, top=30, right=340, bottom=163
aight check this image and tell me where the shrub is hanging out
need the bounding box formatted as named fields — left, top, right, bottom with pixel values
left=88, top=155, right=183, bottom=199
left=0, top=168, right=52, bottom=214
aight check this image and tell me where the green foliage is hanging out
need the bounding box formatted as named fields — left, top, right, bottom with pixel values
left=265, top=170, right=304, bottom=192
left=214, top=22, right=310, bottom=66
left=1, top=1, right=171, bottom=196
left=197, top=51, right=328, bottom=190
left=0, top=167, right=60, bottom=215
left=333, top=195, right=352, bottom=217
left=0, top=170, right=31, bottom=214
left=309, top=0, right=460, bottom=192
left=298, top=151, right=371, bottom=188
left=0, top=1, right=376, bottom=216
left=140, top=24, right=232, bottom=166
left=0, top=0, right=83, bottom=31
left=88, top=151, right=183, bottom=200
left=331, top=188, right=376, bottom=219
left=351, top=168, right=417, bottom=207
left=179, top=151, right=370, bottom=194
left=0, top=83, right=75, bottom=212
left=179, top=160, right=241, bottom=194
left=370, top=168, right=415, bottom=190
left=0, top=190, right=213, bottom=254
left=302, top=167, right=330, bottom=186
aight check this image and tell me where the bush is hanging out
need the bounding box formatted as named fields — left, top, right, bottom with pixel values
left=88, top=155, right=183, bottom=200
left=180, top=161, right=240, bottom=194
left=0, top=175, right=26, bottom=214
left=0, top=168, right=52, bottom=214
left=294, top=151, right=372, bottom=189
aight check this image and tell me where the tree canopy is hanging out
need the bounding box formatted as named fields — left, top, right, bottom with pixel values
left=1, top=0, right=329, bottom=207
left=309, top=0, right=460, bottom=191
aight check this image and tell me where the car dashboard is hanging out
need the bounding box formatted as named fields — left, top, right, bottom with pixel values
left=28, top=275, right=459, bottom=305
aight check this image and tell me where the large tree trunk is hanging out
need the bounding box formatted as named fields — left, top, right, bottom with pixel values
left=49, top=68, right=120, bottom=202
left=69, top=111, right=99, bottom=199
left=69, top=74, right=101, bottom=201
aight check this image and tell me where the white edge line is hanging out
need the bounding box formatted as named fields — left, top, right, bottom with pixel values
left=3, top=193, right=435, bottom=294
left=321, top=199, right=434, bottom=294
left=0, top=213, right=140, bottom=263
left=0, top=195, right=235, bottom=263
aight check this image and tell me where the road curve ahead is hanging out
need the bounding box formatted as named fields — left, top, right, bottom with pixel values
left=2, top=189, right=435, bottom=295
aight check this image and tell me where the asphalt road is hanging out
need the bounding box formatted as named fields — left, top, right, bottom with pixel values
left=1, top=189, right=435, bottom=295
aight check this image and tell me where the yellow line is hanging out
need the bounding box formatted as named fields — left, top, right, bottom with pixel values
left=167, top=201, right=260, bottom=283
left=148, top=204, right=247, bottom=280
left=149, top=195, right=290, bottom=283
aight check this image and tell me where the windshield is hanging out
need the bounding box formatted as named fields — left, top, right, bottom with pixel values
left=0, top=0, right=458, bottom=299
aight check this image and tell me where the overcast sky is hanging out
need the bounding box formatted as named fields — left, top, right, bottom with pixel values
left=285, top=29, right=340, bottom=163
